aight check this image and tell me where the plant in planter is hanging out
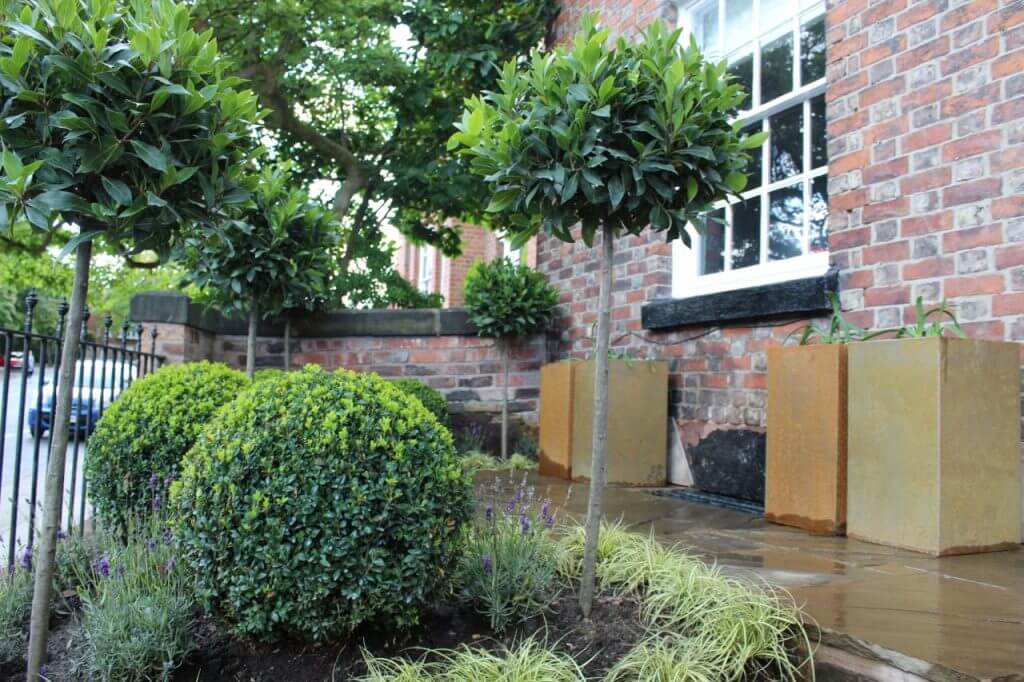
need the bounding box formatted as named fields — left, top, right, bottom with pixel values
left=0, top=0, right=260, bottom=673
left=181, top=163, right=340, bottom=378
left=464, top=257, right=557, bottom=460
left=449, top=16, right=761, bottom=615
left=844, top=299, right=1020, bottom=555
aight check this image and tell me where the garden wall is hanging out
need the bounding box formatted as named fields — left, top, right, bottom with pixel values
left=131, top=292, right=548, bottom=449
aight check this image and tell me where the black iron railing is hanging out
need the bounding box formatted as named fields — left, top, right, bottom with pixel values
left=0, top=290, right=163, bottom=567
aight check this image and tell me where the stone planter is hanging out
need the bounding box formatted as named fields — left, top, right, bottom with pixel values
left=538, top=359, right=667, bottom=486
left=765, top=344, right=848, bottom=534
left=847, top=337, right=1021, bottom=556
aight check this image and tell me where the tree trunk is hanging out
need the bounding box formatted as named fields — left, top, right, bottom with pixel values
left=578, top=223, right=614, bottom=619
left=26, top=239, right=92, bottom=680
left=284, top=318, right=291, bottom=372
left=501, top=340, right=510, bottom=460
left=246, top=300, right=258, bottom=379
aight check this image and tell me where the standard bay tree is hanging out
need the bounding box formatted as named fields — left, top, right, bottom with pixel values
left=180, top=163, right=340, bottom=378
left=450, top=16, right=763, bottom=617
left=0, top=0, right=261, bottom=675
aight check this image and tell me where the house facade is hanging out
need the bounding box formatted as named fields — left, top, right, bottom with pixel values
left=534, top=0, right=1024, bottom=499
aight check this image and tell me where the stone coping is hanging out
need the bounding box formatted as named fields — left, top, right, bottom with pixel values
left=130, top=292, right=478, bottom=337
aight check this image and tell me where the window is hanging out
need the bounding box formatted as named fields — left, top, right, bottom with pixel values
left=673, top=0, right=828, bottom=298
left=500, top=236, right=523, bottom=265
left=417, top=245, right=435, bottom=293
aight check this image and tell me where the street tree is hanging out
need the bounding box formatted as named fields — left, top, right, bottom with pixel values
left=449, top=16, right=763, bottom=617
left=193, top=0, right=559, bottom=305
left=0, top=0, right=260, bottom=674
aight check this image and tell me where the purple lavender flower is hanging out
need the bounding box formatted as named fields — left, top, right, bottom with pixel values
left=56, top=529, right=67, bottom=541
left=503, top=498, right=516, bottom=516
left=540, top=499, right=550, bottom=518
left=520, top=514, right=532, bottom=535
left=149, top=473, right=159, bottom=490
left=164, top=556, right=177, bottom=573
left=19, top=546, right=31, bottom=571
left=94, top=554, right=110, bottom=578
left=39, top=664, right=48, bottom=677
left=162, top=527, right=173, bottom=545
left=485, top=504, right=493, bottom=522
left=152, top=493, right=162, bottom=512
left=116, top=564, right=126, bottom=578
left=146, top=538, right=157, bottom=552
left=482, top=554, right=492, bottom=575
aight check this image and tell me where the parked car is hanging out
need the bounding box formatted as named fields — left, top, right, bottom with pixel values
left=28, top=361, right=135, bottom=439
left=7, top=351, right=35, bottom=374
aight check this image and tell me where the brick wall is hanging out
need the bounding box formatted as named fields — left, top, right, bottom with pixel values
left=827, top=0, right=1024, bottom=340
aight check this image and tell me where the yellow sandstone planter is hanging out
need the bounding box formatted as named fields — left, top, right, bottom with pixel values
left=538, top=359, right=667, bottom=486
left=847, top=337, right=1021, bottom=556
left=765, top=345, right=848, bottom=535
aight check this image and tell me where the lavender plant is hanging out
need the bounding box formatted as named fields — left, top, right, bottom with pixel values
left=457, top=473, right=561, bottom=631
left=0, top=557, right=34, bottom=666
left=66, top=510, right=194, bottom=681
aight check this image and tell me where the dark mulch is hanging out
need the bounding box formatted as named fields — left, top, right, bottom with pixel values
left=172, top=589, right=643, bottom=682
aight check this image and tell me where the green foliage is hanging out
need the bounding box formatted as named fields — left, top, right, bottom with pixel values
left=799, top=294, right=967, bottom=345
left=67, top=519, right=194, bottom=682
left=464, top=258, right=558, bottom=339
left=556, top=522, right=811, bottom=681
left=193, top=0, right=556, bottom=307
left=896, top=297, right=967, bottom=339
left=0, top=561, right=33, bottom=666
left=252, top=368, right=285, bottom=383
left=180, top=163, right=340, bottom=319
left=457, top=476, right=558, bottom=631
left=450, top=16, right=761, bottom=247
left=392, top=378, right=449, bottom=425
left=86, top=362, right=249, bottom=533
left=171, top=365, right=472, bottom=641
left=0, top=0, right=261, bottom=258
left=359, top=638, right=587, bottom=682
left=460, top=452, right=536, bottom=475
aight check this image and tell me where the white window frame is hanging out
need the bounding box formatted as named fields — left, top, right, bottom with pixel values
left=417, top=245, right=435, bottom=293
left=673, top=0, right=829, bottom=299
left=500, top=235, right=523, bottom=265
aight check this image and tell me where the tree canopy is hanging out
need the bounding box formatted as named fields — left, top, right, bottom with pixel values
left=193, top=0, right=558, bottom=306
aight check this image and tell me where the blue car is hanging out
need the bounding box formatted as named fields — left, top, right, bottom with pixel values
left=27, top=361, right=132, bottom=439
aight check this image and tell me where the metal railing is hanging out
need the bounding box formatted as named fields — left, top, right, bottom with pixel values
left=0, top=290, right=164, bottom=567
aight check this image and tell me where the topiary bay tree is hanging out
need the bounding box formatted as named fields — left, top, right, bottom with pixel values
left=0, top=0, right=261, bottom=674
left=464, top=257, right=557, bottom=460
left=180, top=163, right=340, bottom=377
left=449, top=16, right=764, bottom=617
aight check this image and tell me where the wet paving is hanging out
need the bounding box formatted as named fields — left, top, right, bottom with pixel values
left=484, top=472, right=1024, bottom=681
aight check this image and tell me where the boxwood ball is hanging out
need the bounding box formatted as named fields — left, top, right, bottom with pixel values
left=171, top=365, right=472, bottom=640
left=86, top=361, right=249, bottom=533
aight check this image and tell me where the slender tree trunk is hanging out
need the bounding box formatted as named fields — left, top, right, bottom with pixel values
left=284, top=318, right=292, bottom=372
left=26, top=240, right=92, bottom=680
left=501, top=339, right=510, bottom=460
left=246, top=299, right=258, bottom=379
left=578, top=223, right=614, bottom=619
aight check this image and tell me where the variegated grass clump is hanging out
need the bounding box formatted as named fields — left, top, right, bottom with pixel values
left=557, top=521, right=813, bottom=681
left=358, top=638, right=586, bottom=682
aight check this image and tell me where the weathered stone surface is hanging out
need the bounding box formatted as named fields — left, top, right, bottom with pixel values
left=685, top=428, right=765, bottom=503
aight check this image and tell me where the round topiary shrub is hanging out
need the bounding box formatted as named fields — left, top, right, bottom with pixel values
left=392, top=378, right=449, bottom=425
left=170, top=365, right=472, bottom=640
left=86, top=362, right=249, bottom=533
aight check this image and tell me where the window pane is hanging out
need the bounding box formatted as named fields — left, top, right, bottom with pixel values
left=761, top=31, right=794, bottom=103
left=809, top=175, right=828, bottom=252
left=810, top=94, right=827, bottom=169
left=697, top=3, right=719, bottom=55
left=728, top=50, right=754, bottom=110
left=770, top=104, right=803, bottom=182
left=724, top=0, right=754, bottom=54
left=800, top=14, right=826, bottom=84
left=731, top=197, right=761, bottom=269
left=742, top=122, right=763, bottom=190
left=700, top=208, right=726, bottom=275
left=769, top=183, right=803, bottom=261
left=761, top=0, right=794, bottom=33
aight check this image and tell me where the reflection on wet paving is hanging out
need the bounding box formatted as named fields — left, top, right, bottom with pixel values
left=479, top=472, right=1024, bottom=680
